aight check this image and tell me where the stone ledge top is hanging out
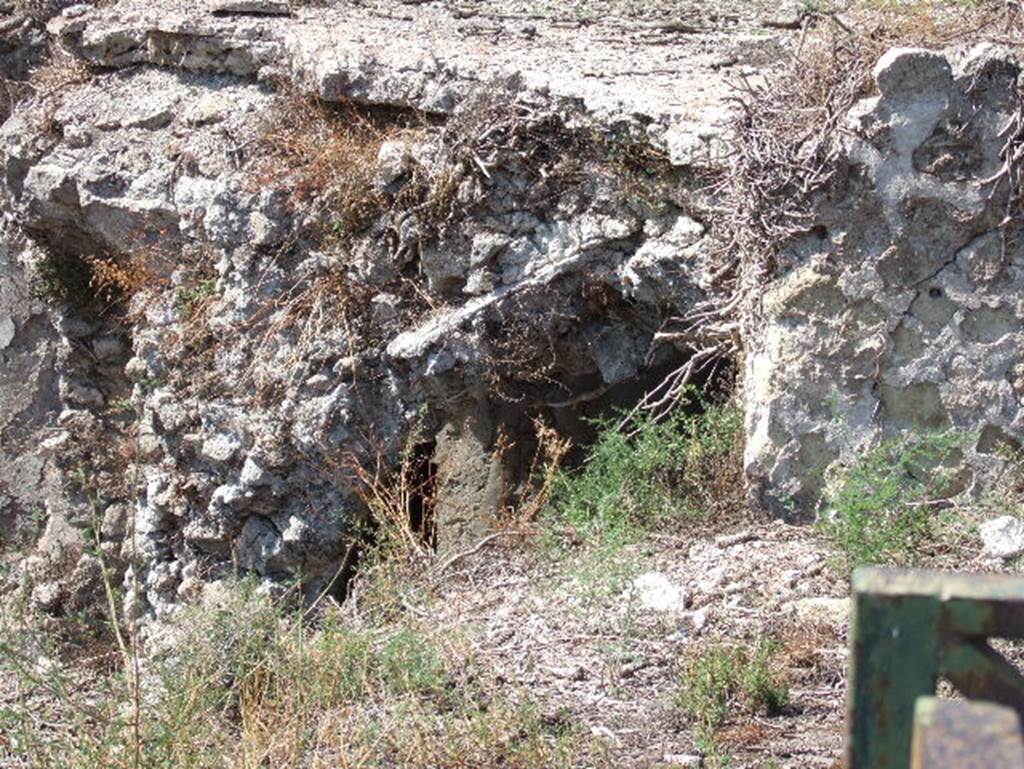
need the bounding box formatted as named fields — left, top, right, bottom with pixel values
left=48, top=0, right=799, bottom=162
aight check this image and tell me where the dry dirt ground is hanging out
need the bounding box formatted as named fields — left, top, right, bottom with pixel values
left=348, top=520, right=855, bottom=769
left=0, top=509, right=1009, bottom=769
left=392, top=501, right=1013, bottom=768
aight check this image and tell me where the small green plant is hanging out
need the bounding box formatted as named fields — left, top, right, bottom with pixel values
left=377, top=626, right=447, bottom=695
left=31, top=250, right=97, bottom=312
left=106, top=396, right=136, bottom=415
left=819, top=430, right=967, bottom=570
left=677, top=639, right=789, bottom=766
left=176, top=279, right=217, bottom=319
left=137, top=376, right=166, bottom=393
left=824, top=388, right=846, bottom=425
left=552, top=532, right=647, bottom=613
left=742, top=640, right=790, bottom=716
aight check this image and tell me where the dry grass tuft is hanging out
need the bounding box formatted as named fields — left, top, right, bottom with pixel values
left=716, top=721, right=771, bottom=749
left=254, top=89, right=420, bottom=239
left=85, top=252, right=161, bottom=306
left=33, top=222, right=188, bottom=320
left=778, top=622, right=842, bottom=672
left=349, top=438, right=437, bottom=563
left=1, top=41, right=91, bottom=123
left=28, top=43, right=92, bottom=97
left=228, top=271, right=377, bottom=407
left=1, top=575, right=611, bottom=769
left=510, top=417, right=574, bottom=525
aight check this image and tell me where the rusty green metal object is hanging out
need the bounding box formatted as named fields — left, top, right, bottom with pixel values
left=910, top=697, right=1024, bottom=768
left=847, top=567, right=1024, bottom=769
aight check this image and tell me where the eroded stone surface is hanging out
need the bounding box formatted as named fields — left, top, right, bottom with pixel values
left=44, top=0, right=778, bottom=162
left=0, top=223, right=78, bottom=594
left=745, top=45, right=1024, bottom=516
left=980, top=515, right=1024, bottom=559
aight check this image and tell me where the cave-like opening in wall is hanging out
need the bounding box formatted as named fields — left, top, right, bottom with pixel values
left=422, top=329, right=741, bottom=558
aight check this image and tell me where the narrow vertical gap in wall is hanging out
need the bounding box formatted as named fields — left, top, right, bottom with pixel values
left=405, top=440, right=438, bottom=551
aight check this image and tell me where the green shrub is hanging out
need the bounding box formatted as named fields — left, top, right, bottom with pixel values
left=678, top=645, right=736, bottom=744
left=377, top=626, right=447, bottom=696
left=819, top=430, right=967, bottom=570
left=742, top=639, right=790, bottom=716
left=545, top=396, right=743, bottom=541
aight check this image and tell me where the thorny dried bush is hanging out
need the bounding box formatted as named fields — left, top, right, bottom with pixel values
left=480, top=275, right=667, bottom=409
left=422, top=89, right=589, bottom=228
left=256, top=80, right=676, bottom=251
left=478, top=288, right=567, bottom=405
left=718, top=0, right=1024, bottom=274
left=984, top=64, right=1024, bottom=255
left=2, top=41, right=92, bottom=124
left=431, top=85, right=677, bottom=232
left=27, top=43, right=92, bottom=97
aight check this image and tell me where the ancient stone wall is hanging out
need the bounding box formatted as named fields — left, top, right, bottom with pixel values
left=0, top=0, right=740, bottom=618
left=1, top=0, right=1022, bottom=620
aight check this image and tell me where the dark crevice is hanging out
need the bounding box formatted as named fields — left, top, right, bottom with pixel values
left=406, top=440, right=439, bottom=552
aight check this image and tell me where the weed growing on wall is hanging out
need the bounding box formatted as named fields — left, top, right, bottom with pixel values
left=255, top=91, right=404, bottom=240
